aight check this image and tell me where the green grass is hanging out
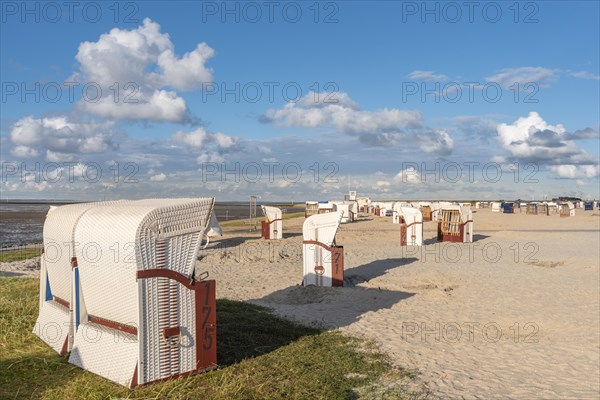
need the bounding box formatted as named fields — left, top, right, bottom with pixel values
left=0, top=277, right=425, bottom=399
left=282, top=212, right=305, bottom=220
left=0, top=249, right=41, bottom=263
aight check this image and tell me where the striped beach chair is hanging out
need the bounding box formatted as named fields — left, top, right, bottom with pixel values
left=35, top=198, right=217, bottom=387
left=34, top=200, right=126, bottom=355
left=302, top=211, right=344, bottom=287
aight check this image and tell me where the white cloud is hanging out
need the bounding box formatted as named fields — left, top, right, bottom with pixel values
left=569, top=71, right=600, bottom=81
left=295, top=91, right=359, bottom=109
left=172, top=127, right=239, bottom=152
left=8, top=116, right=117, bottom=160
left=172, top=127, right=210, bottom=148
left=394, top=168, right=422, bottom=184
left=263, top=92, right=422, bottom=133
left=278, top=179, right=293, bottom=188
left=262, top=91, right=453, bottom=154
left=408, top=70, right=448, bottom=81
left=196, top=152, right=225, bottom=164
left=496, top=112, right=599, bottom=178
left=46, top=150, right=76, bottom=162
left=72, top=18, right=214, bottom=123
left=213, top=132, right=238, bottom=149
left=549, top=165, right=599, bottom=179
left=416, top=129, right=454, bottom=155
left=486, top=67, right=557, bottom=88
left=79, top=90, right=189, bottom=123
left=11, top=145, right=40, bottom=158
left=157, top=43, right=215, bottom=90
left=150, top=173, right=167, bottom=181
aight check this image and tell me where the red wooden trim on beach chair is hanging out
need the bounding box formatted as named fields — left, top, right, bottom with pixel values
left=88, top=315, right=138, bottom=336
left=53, top=296, right=70, bottom=308
left=135, top=269, right=217, bottom=386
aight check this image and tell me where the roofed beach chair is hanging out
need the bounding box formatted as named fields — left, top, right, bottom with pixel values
left=420, top=203, right=432, bottom=221
left=34, top=200, right=127, bottom=355
left=261, top=205, right=283, bottom=239
left=66, top=198, right=217, bottom=387
left=302, top=211, right=344, bottom=287
left=398, top=207, right=423, bottom=246
left=50, top=198, right=218, bottom=387
left=559, top=202, right=575, bottom=217
left=332, top=202, right=351, bottom=223
left=437, top=205, right=473, bottom=243
left=491, top=202, right=501, bottom=213
left=305, top=201, right=318, bottom=218
left=347, top=202, right=358, bottom=222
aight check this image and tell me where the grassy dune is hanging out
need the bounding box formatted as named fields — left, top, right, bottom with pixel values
left=0, top=277, right=424, bottom=399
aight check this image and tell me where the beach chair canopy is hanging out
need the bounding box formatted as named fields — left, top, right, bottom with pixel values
left=35, top=200, right=128, bottom=354
left=261, top=205, right=282, bottom=222
left=332, top=203, right=351, bottom=222
left=58, top=198, right=216, bottom=387
left=205, top=211, right=223, bottom=237
left=303, top=211, right=342, bottom=246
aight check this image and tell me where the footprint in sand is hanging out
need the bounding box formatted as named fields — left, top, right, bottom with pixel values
left=527, top=260, right=565, bottom=268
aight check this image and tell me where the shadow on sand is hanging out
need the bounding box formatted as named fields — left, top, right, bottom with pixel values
left=245, top=257, right=419, bottom=330
left=253, top=284, right=415, bottom=330
left=344, top=257, right=418, bottom=282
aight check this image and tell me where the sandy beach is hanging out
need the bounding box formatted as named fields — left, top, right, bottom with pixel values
left=198, top=208, right=600, bottom=399
left=2, top=208, right=599, bottom=398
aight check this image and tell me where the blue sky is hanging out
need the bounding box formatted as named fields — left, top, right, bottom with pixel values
left=1, top=1, right=599, bottom=201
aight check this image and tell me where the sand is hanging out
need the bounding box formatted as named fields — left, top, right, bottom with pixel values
left=2, top=207, right=598, bottom=398
left=198, top=208, right=600, bottom=399
left=0, top=257, right=40, bottom=277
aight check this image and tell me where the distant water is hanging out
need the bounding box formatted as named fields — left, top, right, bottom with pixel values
left=0, top=201, right=303, bottom=248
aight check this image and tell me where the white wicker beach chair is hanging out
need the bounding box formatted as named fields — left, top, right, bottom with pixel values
left=305, top=201, right=319, bottom=218
left=347, top=202, right=358, bottom=222
left=398, top=207, right=423, bottom=246
left=437, top=205, right=474, bottom=243
left=260, top=205, right=283, bottom=240
left=332, top=203, right=351, bottom=224
left=302, top=211, right=344, bottom=287
left=559, top=202, right=576, bottom=217
left=65, top=198, right=216, bottom=387
left=34, top=200, right=126, bottom=355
